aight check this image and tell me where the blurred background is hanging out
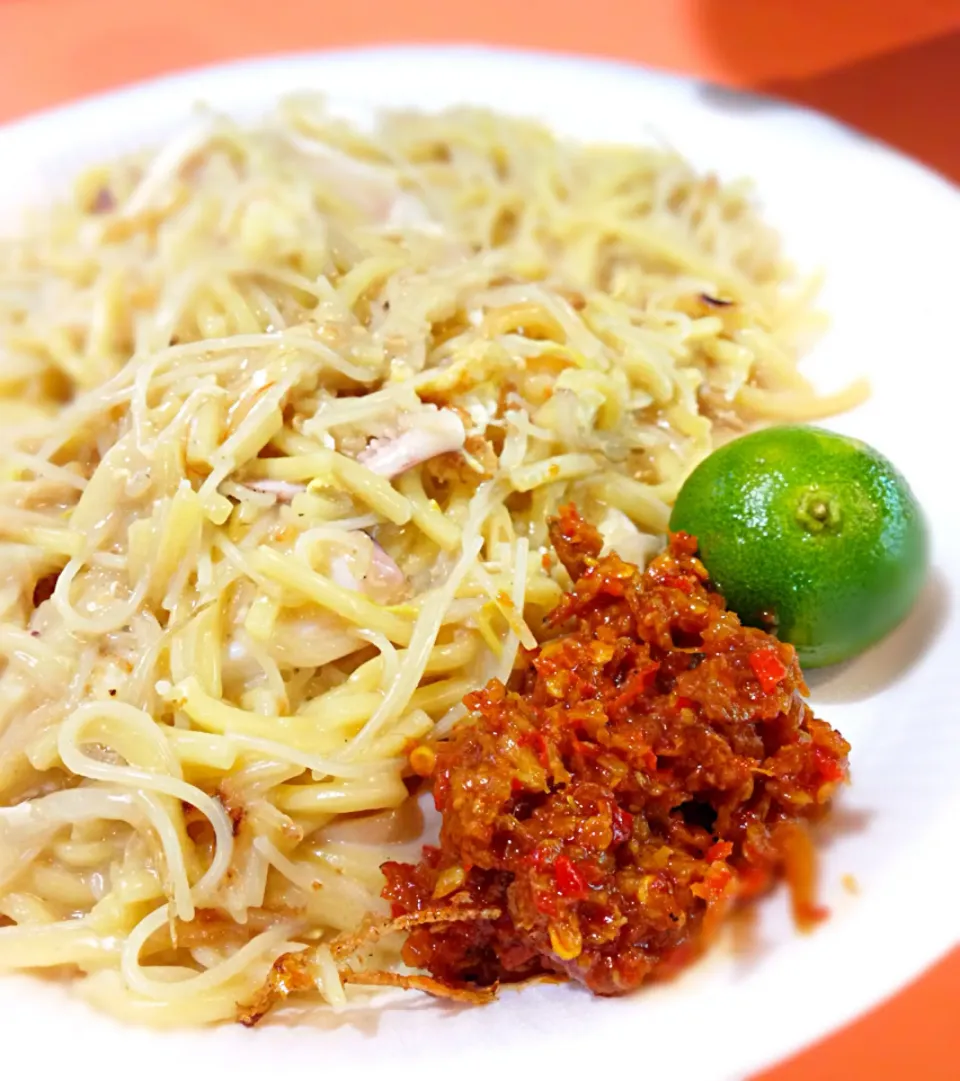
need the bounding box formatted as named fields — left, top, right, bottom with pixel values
left=2, top=0, right=959, bottom=181
left=1, top=2, right=957, bottom=1078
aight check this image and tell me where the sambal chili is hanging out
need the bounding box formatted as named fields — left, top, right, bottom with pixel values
left=381, top=506, right=850, bottom=997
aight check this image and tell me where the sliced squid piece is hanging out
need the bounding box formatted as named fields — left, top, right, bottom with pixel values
left=291, top=138, right=435, bottom=229
left=357, top=407, right=466, bottom=479
left=244, top=479, right=306, bottom=503
left=597, top=507, right=661, bottom=570
left=329, top=536, right=406, bottom=604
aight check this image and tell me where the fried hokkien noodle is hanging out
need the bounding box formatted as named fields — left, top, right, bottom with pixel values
left=0, top=97, right=860, bottom=1024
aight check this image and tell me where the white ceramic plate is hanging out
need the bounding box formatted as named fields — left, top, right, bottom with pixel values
left=1, top=46, right=958, bottom=1081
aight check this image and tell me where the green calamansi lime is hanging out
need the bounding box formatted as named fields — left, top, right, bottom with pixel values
left=669, top=425, right=929, bottom=667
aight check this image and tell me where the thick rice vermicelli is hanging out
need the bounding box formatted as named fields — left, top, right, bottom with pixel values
left=0, top=97, right=865, bottom=1024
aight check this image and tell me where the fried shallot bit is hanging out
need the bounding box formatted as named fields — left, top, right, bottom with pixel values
left=91, top=187, right=116, bottom=213
left=329, top=906, right=504, bottom=963
left=381, top=505, right=850, bottom=998
left=238, top=951, right=317, bottom=1028
left=238, top=906, right=503, bottom=1024
left=339, top=968, right=498, bottom=1004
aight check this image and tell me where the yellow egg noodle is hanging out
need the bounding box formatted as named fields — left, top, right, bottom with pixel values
left=0, top=97, right=866, bottom=1024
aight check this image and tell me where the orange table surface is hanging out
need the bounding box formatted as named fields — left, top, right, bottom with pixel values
left=1, top=2, right=958, bottom=1079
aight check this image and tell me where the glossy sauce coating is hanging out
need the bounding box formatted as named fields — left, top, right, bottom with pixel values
left=383, top=507, right=849, bottom=995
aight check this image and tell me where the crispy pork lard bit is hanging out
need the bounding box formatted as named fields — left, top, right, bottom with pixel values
left=358, top=406, right=466, bottom=479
